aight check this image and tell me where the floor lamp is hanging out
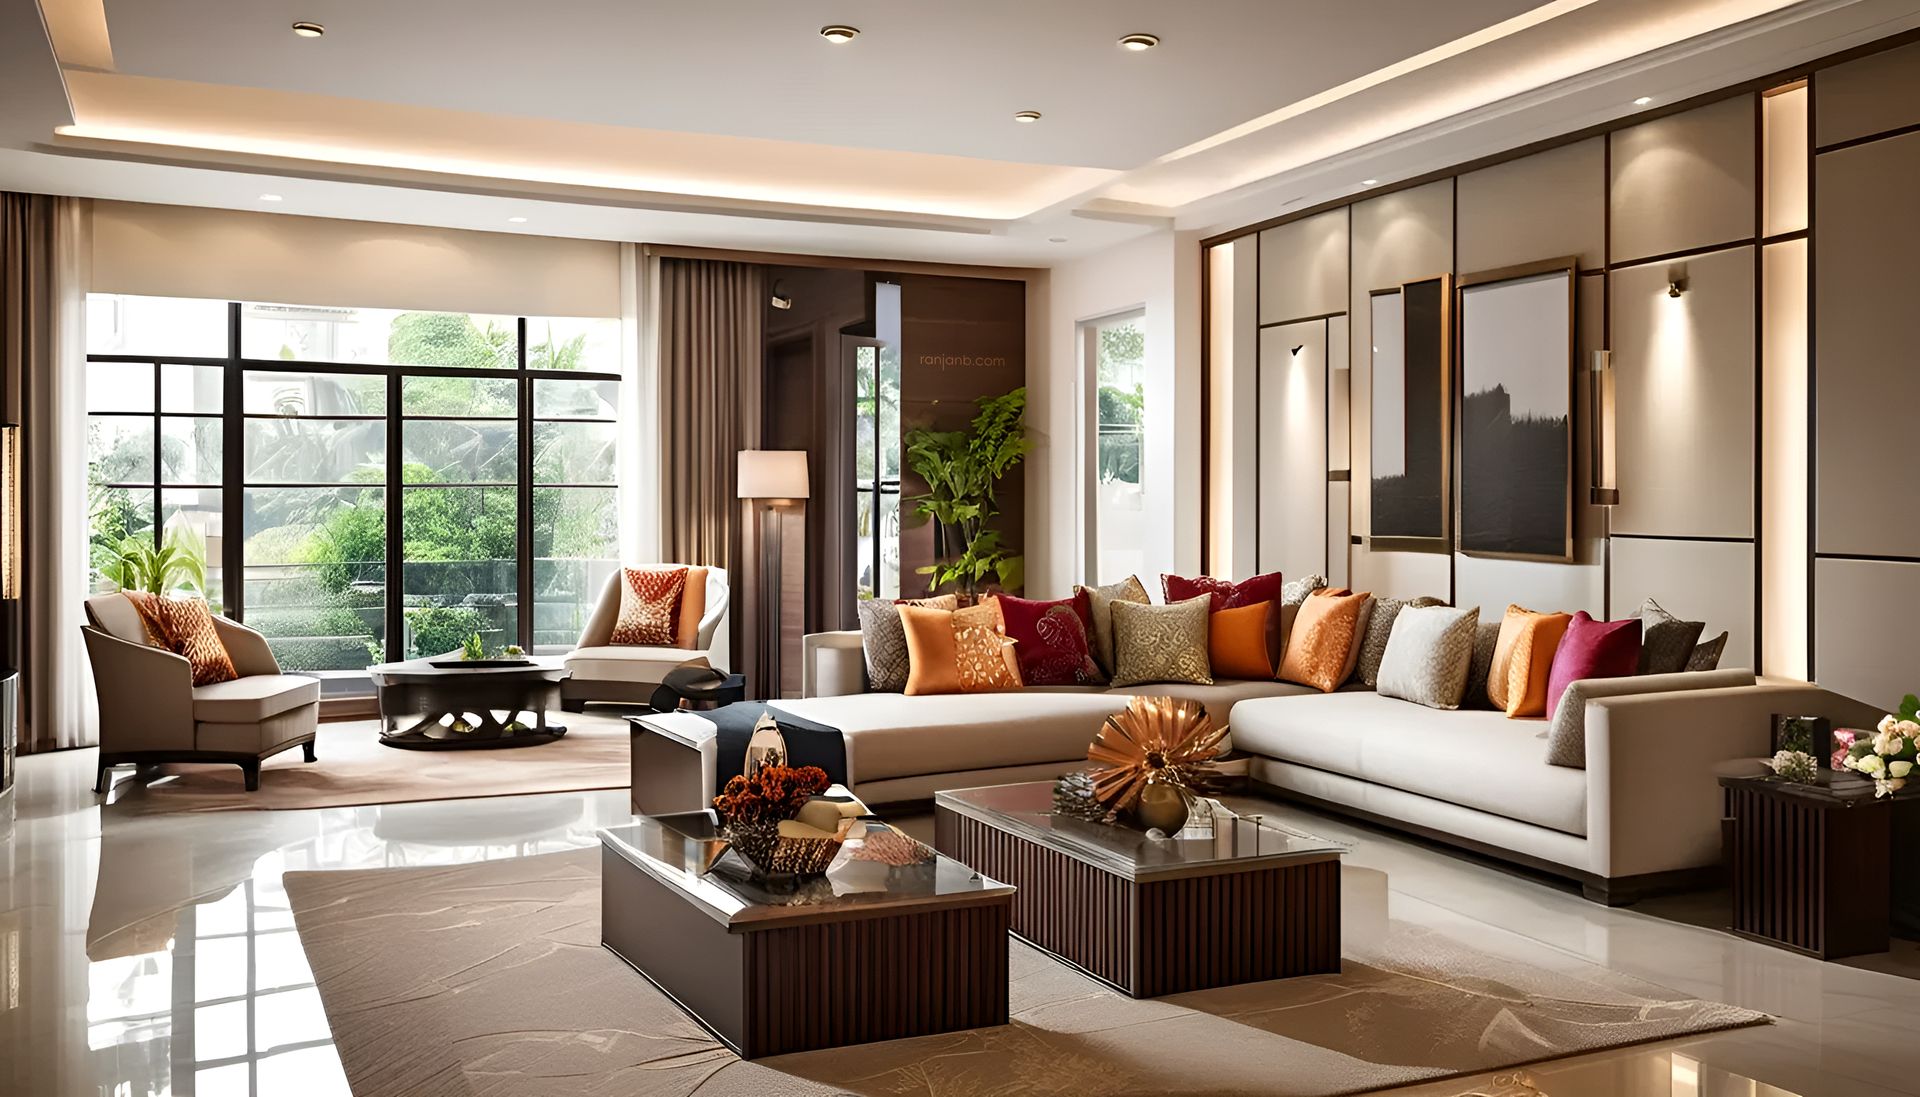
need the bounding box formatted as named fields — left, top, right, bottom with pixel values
left=737, top=450, right=809, bottom=700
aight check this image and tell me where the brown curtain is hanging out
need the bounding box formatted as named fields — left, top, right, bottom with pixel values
left=657, top=258, right=764, bottom=683
left=2, top=193, right=95, bottom=752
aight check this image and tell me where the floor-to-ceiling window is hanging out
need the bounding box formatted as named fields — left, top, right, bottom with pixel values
left=852, top=340, right=901, bottom=600
left=84, top=294, right=620, bottom=689
left=1086, top=310, right=1147, bottom=585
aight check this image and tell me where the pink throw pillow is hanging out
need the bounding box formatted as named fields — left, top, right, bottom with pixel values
left=1544, top=612, right=1642, bottom=718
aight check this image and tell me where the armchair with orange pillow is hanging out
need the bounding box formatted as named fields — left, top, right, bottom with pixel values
left=561, top=565, right=732, bottom=710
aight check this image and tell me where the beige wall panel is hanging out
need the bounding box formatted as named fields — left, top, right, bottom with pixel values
left=1815, top=40, right=1920, bottom=148
left=1456, top=138, right=1605, bottom=273
left=1346, top=180, right=1452, bottom=597
left=1815, top=558, right=1920, bottom=710
left=1258, top=322, right=1328, bottom=580
left=1762, top=86, right=1809, bottom=238
left=1454, top=552, right=1602, bottom=619
left=1327, top=482, right=1350, bottom=588
left=92, top=200, right=623, bottom=317
left=1258, top=208, right=1347, bottom=325
left=1760, top=240, right=1809, bottom=680
left=1610, top=537, right=1755, bottom=670
left=1610, top=95, right=1757, bottom=264
left=1815, top=132, right=1920, bottom=557
left=1609, top=246, right=1755, bottom=539
left=1207, top=238, right=1261, bottom=579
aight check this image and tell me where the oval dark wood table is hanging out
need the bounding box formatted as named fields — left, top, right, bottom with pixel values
left=367, top=657, right=572, bottom=750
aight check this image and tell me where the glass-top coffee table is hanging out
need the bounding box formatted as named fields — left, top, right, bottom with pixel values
left=935, top=781, right=1347, bottom=997
left=599, top=811, right=1014, bottom=1058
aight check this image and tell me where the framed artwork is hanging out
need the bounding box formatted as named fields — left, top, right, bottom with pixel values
left=1368, top=274, right=1450, bottom=551
left=1455, top=258, right=1576, bottom=562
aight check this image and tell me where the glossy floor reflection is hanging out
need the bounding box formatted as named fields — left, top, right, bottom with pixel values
left=2, top=741, right=1914, bottom=1096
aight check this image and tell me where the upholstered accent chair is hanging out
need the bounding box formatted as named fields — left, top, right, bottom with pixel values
left=82, top=594, right=320, bottom=793
left=561, top=567, right=729, bottom=710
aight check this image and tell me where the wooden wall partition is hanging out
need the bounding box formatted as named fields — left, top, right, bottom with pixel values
left=1201, top=27, right=1920, bottom=705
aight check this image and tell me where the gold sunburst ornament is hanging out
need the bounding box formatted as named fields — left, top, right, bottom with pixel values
left=1087, top=696, right=1228, bottom=823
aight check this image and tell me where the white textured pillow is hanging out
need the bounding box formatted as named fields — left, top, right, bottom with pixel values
left=1376, top=605, right=1481, bottom=710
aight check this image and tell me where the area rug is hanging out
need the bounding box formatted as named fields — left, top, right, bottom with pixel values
left=106, top=713, right=633, bottom=814
left=285, top=850, right=1767, bottom=1097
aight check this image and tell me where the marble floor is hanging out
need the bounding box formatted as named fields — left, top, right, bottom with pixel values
left=2, top=743, right=1916, bottom=1097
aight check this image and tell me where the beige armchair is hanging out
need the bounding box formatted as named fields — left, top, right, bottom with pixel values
left=83, top=594, right=320, bottom=793
left=561, top=567, right=730, bottom=710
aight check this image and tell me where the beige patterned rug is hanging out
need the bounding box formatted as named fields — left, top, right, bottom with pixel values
left=285, top=850, right=1766, bottom=1097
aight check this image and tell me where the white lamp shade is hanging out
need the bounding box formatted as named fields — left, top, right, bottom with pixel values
left=737, top=450, right=810, bottom=500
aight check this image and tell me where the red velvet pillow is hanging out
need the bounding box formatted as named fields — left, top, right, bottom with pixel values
left=1544, top=612, right=1643, bottom=717
left=1162, top=571, right=1286, bottom=612
left=994, top=592, right=1103, bottom=686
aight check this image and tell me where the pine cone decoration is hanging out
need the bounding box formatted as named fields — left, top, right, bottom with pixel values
left=1051, top=770, right=1114, bottom=824
left=1086, top=696, right=1227, bottom=816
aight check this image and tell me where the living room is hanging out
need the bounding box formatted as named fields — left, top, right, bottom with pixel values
left=5, top=3, right=1920, bottom=1095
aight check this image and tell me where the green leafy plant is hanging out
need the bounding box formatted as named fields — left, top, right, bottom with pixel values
left=100, top=525, right=208, bottom=597
left=903, top=387, right=1030, bottom=596
left=460, top=631, right=486, bottom=661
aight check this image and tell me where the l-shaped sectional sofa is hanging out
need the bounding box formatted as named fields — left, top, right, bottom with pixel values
left=764, top=628, right=1882, bottom=904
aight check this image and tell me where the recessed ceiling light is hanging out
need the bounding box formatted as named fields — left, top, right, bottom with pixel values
left=1014, top=110, right=1042, bottom=123
left=1634, top=95, right=1654, bottom=106
left=1048, top=236, right=1068, bottom=243
left=1118, top=33, right=1160, bottom=51
left=258, top=193, right=283, bottom=202
left=291, top=21, right=324, bottom=38
left=507, top=216, right=528, bottom=223
left=1360, top=179, right=1379, bottom=187
left=819, top=25, right=859, bottom=43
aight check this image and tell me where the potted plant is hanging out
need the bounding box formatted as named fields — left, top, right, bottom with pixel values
left=101, top=525, right=210, bottom=600
left=904, top=386, right=1030, bottom=598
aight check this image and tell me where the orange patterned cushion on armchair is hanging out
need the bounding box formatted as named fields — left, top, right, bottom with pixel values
left=610, top=566, right=688, bottom=646
left=124, top=591, right=238, bottom=686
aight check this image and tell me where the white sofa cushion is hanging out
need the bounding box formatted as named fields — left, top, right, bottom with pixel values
left=1229, top=690, right=1588, bottom=836
left=564, top=644, right=703, bottom=682
left=191, top=674, right=319, bottom=723
left=771, top=692, right=1129, bottom=784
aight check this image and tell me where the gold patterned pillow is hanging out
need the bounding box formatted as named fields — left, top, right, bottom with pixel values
left=609, top=566, right=688, bottom=646
left=954, top=600, right=1022, bottom=692
left=1108, top=595, right=1213, bottom=688
left=125, top=591, right=238, bottom=686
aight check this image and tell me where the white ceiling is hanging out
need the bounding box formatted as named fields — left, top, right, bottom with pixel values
left=4, top=0, right=1917, bottom=265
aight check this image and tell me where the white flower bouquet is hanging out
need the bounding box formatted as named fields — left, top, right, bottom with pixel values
left=1841, top=693, right=1920, bottom=798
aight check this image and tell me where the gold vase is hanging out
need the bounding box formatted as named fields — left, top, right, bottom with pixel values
left=1135, top=782, right=1189, bottom=833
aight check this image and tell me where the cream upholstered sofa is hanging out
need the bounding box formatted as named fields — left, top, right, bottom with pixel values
left=561, top=567, right=730, bottom=710
left=795, top=627, right=1881, bottom=903
left=82, top=594, right=320, bottom=793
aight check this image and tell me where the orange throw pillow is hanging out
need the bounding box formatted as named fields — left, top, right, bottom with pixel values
left=1278, top=588, right=1373, bottom=692
left=1209, top=601, right=1274, bottom=680
left=610, top=566, right=688, bottom=646
left=902, top=601, right=1022, bottom=696
left=673, top=566, right=710, bottom=649
left=125, top=591, right=238, bottom=686
left=1487, top=604, right=1574, bottom=717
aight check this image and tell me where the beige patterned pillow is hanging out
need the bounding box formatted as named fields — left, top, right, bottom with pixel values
left=1355, top=595, right=1445, bottom=688
left=1375, top=605, right=1481, bottom=710
left=1109, top=595, right=1213, bottom=687
left=1076, top=575, right=1150, bottom=677
left=1282, top=574, right=1328, bottom=606
left=855, top=595, right=958, bottom=692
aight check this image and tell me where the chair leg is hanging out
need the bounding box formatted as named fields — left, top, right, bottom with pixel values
left=240, top=760, right=261, bottom=792
left=302, top=740, right=317, bottom=763
left=93, top=759, right=112, bottom=795
left=562, top=698, right=587, bottom=714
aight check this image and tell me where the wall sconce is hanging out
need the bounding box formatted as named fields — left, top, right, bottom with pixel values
left=1589, top=351, right=1618, bottom=506
left=769, top=281, right=793, bottom=310
left=1289, top=345, right=1304, bottom=357
left=1666, top=279, right=1686, bottom=298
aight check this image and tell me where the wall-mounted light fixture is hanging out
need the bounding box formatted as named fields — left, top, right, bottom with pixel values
left=0, top=425, right=17, bottom=598
left=1667, top=279, right=1686, bottom=298
left=1290, top=345, right=1304, bottom=357
left=1589, top=351, right=1618, bottom=506
left=769, top=281, right=793, bottom=310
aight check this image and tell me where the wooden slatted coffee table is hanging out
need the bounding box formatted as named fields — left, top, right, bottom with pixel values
left=935, top=781, right=1344, bottom=998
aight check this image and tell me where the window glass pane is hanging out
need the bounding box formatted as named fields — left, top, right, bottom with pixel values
left=401, top=485, right=518, bottom=658
left=162, top=364, right=224, bottom=413
left=532, top=422, right=615, bottom=484
left=402, top=420, right=518, bottom=483
left=161, top=416, right=222, bottom=485
left=533, top=486, right=617, bottom=652
left=1094, top=316, right=1147, bottom=587
left=243, top=370, right=386, bottom=416
left=533, top=378, right=616, bottom=418
left=87, top=361, right=154, bottom=412
left=86, top=294, right=228, bottom=358
left=88, top=416, right=154, bottom=483
left=161, top=488, right=225, bottom=608
left=524, top=317, right=619, bottom=372
left=244, top=486, right=387, bottom=670
left=245, top=420, right=387, bottom=484
left=401, top=375, right=517, bottom=417
left=878, top=346, right=901, bottom=480
left=855, top=489, right=875, bottom=601
left=878, top=490, right=901, bottom=600
left=88, top=486, right=153, bottom=592
left=242, top=303, right=516, bottom=369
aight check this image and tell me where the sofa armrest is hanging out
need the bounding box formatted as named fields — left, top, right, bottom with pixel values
left=211, top=616, right=281, bottom=678
left=82, top=626, right=196, bottom=754
left=1585, top=682, right=1884, bottom=878
left=802, top=631, right=867, bottom=698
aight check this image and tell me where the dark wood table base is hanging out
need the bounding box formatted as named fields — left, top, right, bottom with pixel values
left=936, top=805, right=1341, bottom=998
left=1724, top=779, right=1891, bottom=959
left=601, top=846, right=1010, bottom=1058
left=374, top=667, right=568, bottom=750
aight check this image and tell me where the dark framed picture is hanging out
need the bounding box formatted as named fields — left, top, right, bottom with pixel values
left=1369, top=274, right=1450, bottom=552
left=1455, top=257, right=1577, bottom=562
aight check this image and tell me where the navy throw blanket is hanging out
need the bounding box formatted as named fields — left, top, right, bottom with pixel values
left=704, top=702, right=848, bottom=796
